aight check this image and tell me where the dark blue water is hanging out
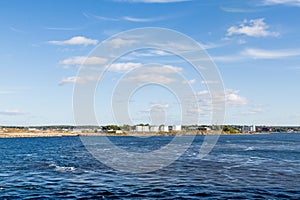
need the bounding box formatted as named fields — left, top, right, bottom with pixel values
left=0, top=134, right=299, bottom=199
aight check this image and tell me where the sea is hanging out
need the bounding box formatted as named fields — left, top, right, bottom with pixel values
left=0, top=133, right=299, bottom=199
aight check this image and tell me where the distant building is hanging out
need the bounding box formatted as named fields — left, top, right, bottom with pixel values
left=150, top=126, right=159, bottom=132
left=160, top=125, right=169, bottom=132
left=250, top=125, right=256, bottom=132
left=135, top=126, right=150, bottom=132
left=115, top=130, right=123, bottom=134
left=172, top=125, right=182, bottom=131
left=72, top=129, right=83, bottom=133
left=242, top=125, right=256, bottom=133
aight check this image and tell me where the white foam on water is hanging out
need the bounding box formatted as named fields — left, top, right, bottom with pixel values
left=49, top=164, right=76, bottom=171
left=245, top=146, right=254, bottom=151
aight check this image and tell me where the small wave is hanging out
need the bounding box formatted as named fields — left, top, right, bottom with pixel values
left=49, top=164, right=76, bottom=171
left=245, top=146, right=254, bottom=151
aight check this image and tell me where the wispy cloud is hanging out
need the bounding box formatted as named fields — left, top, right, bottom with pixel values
left=241, top=48, right=300, bottom=59
left=105, top=38, right=138, bottom=48
left=58, top=76, right=98, bottom=86
left=49, top=36, right=98, bottom=46
left=83, top=12, right=166, bottom=22
left=227, top=18, right=279, bottom=37
left=262, top=0, right=300, bottom=7
left=60, top=64, right=182, bottom=85
left=114, top=0, right=191, bottom=3
left=212, top=47, right=300, bottom=62
left=125, top=74, right=176, bottom=84
left=201, top=80, right=219, bottom=85
left=108, top=62, right=142, bottom=72
left=221, top=7, right=258, bottom=13
left=59, top=56, right=107, bottom=67
left=182, top=79, right=196, bottom=84
left=211, top=55, right=244, bottom=63
left=0, top=110, right=27, bottom=116
left=123, top=65, right=183, bottom=84
left=198, top=89, right=247, bottom=107
left=120, top=50, right=171, bottom=61
left=83, top=13, right=119, bottom=21
left=59, top=62, right=142, bottom=85
left=122, top=16, right=163, bottom=22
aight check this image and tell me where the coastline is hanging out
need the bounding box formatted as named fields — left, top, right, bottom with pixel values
left=0, top=131, right=278, bottom=138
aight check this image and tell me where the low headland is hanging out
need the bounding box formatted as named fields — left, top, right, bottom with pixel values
left=0, top=125, right=299, bottom=138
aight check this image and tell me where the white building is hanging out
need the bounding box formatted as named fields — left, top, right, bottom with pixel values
left=242, top=125, right=256, bottom=132
left=150, top=126, right=159, bottom=132
left=250, top=125, right=256, bottom=132
left=136, top=126, right=143, bottom=132
left=135, top=126, right=150, bottom=132
left=172, top=125, right=182, bottom=131
left=160, top=125, right=169, bottom=132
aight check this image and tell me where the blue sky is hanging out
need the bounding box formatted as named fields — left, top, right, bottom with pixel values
left=1, top=0, right=300, bottom=126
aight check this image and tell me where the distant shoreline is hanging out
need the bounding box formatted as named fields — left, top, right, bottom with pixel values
left=0, top=131, right=296, bottom=138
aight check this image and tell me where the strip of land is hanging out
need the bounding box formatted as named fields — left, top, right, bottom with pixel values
left=0, top=131, right=270, bottom=138
left=0, top=126, right=298, bottom=138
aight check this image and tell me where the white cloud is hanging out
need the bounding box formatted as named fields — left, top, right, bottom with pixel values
left=0, top=110, right=27, bottom=116
left=263, top=0, right=300, bottom=6
left=125, top=74, right=175, bottom=84
left=212, top=47, right=300, bottom=63
left=119, top=50, right=172, bottom=61
left=49, top=36, right=98, bottom=46
left=211, top=55, right=244, bottom=63
left=58, top=76, right=98, bottom=85
left=108, top=62, right=142, bottom=72
left=150, top=102, right=170, bottom=108
left=221, top=7, right=257, bottom=13
left=153, top=41, right=197, bottom=51
left=198, top=90, right=209, bottom=96
left=59, top=56, right=107, bottom=66
left=123, top=65, right=183, bottom=84
left=201, top=80, right=219, bottom=85
left=83, top=12, right=165, bottom=22
left=226, top=89, right=247, bottom=106
left=122, top=16, right=162, bottom=22
left=153, top=65, right=183, bottom=73
left=106, top=38, right=138, bottom=48
left=150, top=50, right=171, bottom=56
left=242, top=48, right=300, bottom=59
left=60, top=64, right=183, bottom=85
left=198, top=89, right=247, bottom=106
left=182, top=79, right=196, bottom=84
left=198, top=42, right=226, bottom=50
left=227, top=18, right=279, bottom=37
